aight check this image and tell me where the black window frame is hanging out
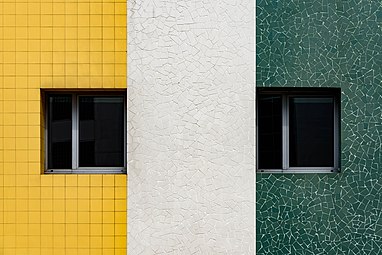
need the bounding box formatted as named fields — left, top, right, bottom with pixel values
left=256, top=88, right=340, bottom=173
left=44, top=91, right=127, bottom=174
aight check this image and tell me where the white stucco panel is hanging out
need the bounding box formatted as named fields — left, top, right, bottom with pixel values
left=128, top=0, right=254, bottom=254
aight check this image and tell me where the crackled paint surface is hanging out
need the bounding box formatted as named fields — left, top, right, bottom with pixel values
left=128, top=0, right=254, bottom=254
left=257, top=0, right=382, bottom=254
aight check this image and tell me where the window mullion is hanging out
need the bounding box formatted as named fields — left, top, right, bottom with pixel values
left=333, top=96, right=339, bottom=170
left=72, top=95, right=78, bottom=170
left=282, top=95, right=289, bottom=170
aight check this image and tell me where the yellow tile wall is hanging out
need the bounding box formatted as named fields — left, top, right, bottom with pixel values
left=0, top=0, right=127, bottom=254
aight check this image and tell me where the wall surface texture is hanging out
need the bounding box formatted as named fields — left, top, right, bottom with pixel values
left=257, top=0, right=382, bottom=254
left=0, top=1, right=127, bottom=254
left=128, top=0, right=254, bottom=254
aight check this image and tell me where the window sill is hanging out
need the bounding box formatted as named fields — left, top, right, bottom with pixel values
left=257, top=168, right=340, bottom=174
left=45, top=168, right=127, bottom=174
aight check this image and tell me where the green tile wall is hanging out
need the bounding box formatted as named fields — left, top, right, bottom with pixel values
left=257, top=0, right=382, bottom=254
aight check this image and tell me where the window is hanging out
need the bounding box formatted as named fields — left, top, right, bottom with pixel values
left=257, top=88, right=340, bottom=173
left=45, top=92, right=126, bottom=174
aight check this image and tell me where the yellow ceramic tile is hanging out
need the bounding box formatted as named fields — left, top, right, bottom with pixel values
left=78, top=224, right=90, bottom=236
left=41, top=15, right=53, bottom=27
left=53, top=4, right=65, bottom=15
left=66, top=199, right=78, bottom=211
left=102, top=236, right=114, bottom=248
left=90, top=187, right=102, bottom=200
left=103, top=224, right=115, bottom=237
left=115, top=77, right=126, bottom=88
left=29, top=187, right=41, bottom=200
left=65, top=76, right=78, bottom=87
left=90, top=212, right=102, bottom=224
left=115, top=40, right=126, bottom=51
left=90, top=15, right=102, bottom=27
left=66, top=3, right=78, bottom=15
left=103, top=3, right=115, bottom=15
left=4, top=114, right=16, bottom=125
left=78, top=28, right=90, bottom=40
left=40, top=212, right=53, bottom=224
left=115, top=187, right=126, bottom=199
left=90, top=175, right=102, bottom=186
left=3, top=64, right=16, bottom=76
left=78, top=3, right=90, bottom=15
left=28, top=224, right=41, bottom=236
left=53, top=224, right=66, bottom=236
left=15, top=174, right=28, bottom=186
left=77, top=236, right=90, bottom=249
left=15, top=101, right=28, bottom=113
left=103, top=15, right=115, bottom=27
left=66, top=224, right=77, bottom=236
left=78, top=212, right=90, bottom=224
left=0, top=0, right=127, bottom=252
left=78, top=15, right=90, bottom=27
left=115, top=212, right=126, bottom=224
left=53, top=187, right=65, bottom=199
left=115, top=248, right=126, bottom=255
left=28, top=64, right=41, bottom=76
left=52, top=174, right=65, bottom=185
left=28, top=199, right=41, bottom=212
left=4, top=138, right=16, bottom=150
left=28, top=53, right=41, bottom=65
left=29, top=212, right=41, bottom=224
left=15, top=235, right=28, bottom=247
left=103, top=187, right=114, bottom=199
left=15, top=3, right=28, bottom=15
left=114, top=224, right=126, bottom=236
left=14, top=113, right=28, bottom=126
left=27, top=137, right=40, bottom=150
left=52, top=74, right=65, bottom=88
left=115, top=3, right=126, bottom=15
left=40, top=64, right=53, bottom=77
left=40, top=175, right=53, bottom=186
left=90, top=199, right=102, bottom=212
left=53, top=235, right=65, bottom=248
left=66, top=212, right=78, bottom=224
left=114, top=236, right=125, bottom=248
left=90, top=224, right=102, bottom=236
left=78, top=76, right=90, bottom=88
left=114, top=199, right=127, bottom=212
left=102, top=26, right=114, bottom=39
left=4, top=3, right=16, bottom=15
left=103, top=212, right=115, bottom=224
left=38, top=2, right=54, bottom=14
left=41, top=248, right=54, bottom=255
left=28, top=2, right=41, bottom=15
left=79, top=249, right=92, bottom=255
left=3, top=150, right=16, bottom=162
left=78, top=199, right=90, bottom=212
left=77, top=175, right=90, bottom=186
left=15, top=189, right=29, bottom=201
left=102, top=200, right=114, bottom=212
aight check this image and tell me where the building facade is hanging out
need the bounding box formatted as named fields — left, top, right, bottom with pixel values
left=1, top=0, right=381, bottom=254
left=128, top=0, right=254, bottom=254
left=257, top=0, right=382, bottom=254
left=0, top=0, right=127, bottom=254
left=0, top=0, right=254, bottom=254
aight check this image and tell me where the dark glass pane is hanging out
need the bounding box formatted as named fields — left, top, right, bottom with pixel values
left=48, top=95, right=72, bottom=169
left=79, top=96, right=124, bottom=167
left=258, top=95, right=282, bottom=169
left=289, top=97, right=334, bottom=167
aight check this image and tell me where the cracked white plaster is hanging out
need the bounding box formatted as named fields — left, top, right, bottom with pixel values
left=128, top=0, right=254, bottom=254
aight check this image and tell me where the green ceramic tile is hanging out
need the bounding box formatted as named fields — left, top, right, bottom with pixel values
left=257, top=0, right=382, bottom=253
